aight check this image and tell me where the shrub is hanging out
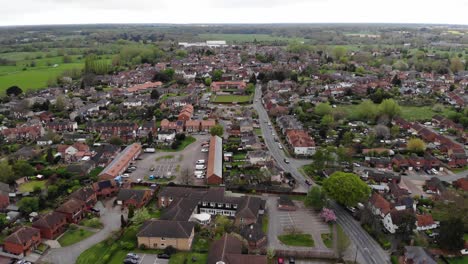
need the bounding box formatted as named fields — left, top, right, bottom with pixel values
left=164, top=245, right=177, bottom=255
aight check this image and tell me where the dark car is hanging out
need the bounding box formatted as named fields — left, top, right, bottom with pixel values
left=157, top=254, right=171, bottom=259
left=305, top=180, right=311, bottom=186
left=123, top=259, right=138, bottom=264
left=284, top=158, right=290, bottom=164
left=90, top=208, right=100, bottom=213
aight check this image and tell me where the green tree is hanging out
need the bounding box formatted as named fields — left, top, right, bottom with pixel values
left=131, top=207, right=151, bottom=225
left=357, top=100, right=378, bottom=121
left=13, top=160, right=35, bottom=177
left=305, top=186, right=326, bottom=210
left=450, top=57, right=464, bottom=73
left=6, top=86, right=23, bottom=97
left=378, top=99, right=401, bottom=119
left=212, top=70, right=223, bottom=81
left=438, top=218, right=464, bottom=250
left=210, top=125, right=224, bottom=137
left=108, top=136, right=123, bottom=146
left=407, top=138, right=426, bottom=154
left=204, top=77, right=212, bottom=86
left=150, top=89, right=160, bottom=100
left=128, top=205, right=135, bottom=219
left=332, top=47, right=347, bottom=60
left=320, top=114, right=335, bottom=128
left=315, top=102, right=332, bottom=116
left=322, top=172, right=371, bottom=207
left=18, top=197, right=40, bottom=214
left=0, top=161, right=15, bottom=184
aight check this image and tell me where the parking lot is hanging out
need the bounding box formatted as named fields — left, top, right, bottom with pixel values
left=128, top=135, right=210, bottom=185
left=136, top=254, right=169, bottom=264
left=267, top=197, right=331, bottom=251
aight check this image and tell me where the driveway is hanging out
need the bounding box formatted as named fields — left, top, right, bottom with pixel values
left=129, top=135, right=209, bottom=185
left=266, top=196, right=332, bottom=252
left=40, top=200, right=122, bottom=264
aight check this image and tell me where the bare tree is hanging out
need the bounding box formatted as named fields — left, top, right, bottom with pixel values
left=180, top=167, right=192, bottom=185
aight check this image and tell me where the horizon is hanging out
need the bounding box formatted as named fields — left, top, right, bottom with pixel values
left=2, top=0, right=468, bottom=26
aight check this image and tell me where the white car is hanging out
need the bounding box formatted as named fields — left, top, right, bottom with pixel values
left=272, top=133, right=275, bottom=136
left=278, top=143, right=283, bottom=149
left=461, top=249, right=468, bottom=255
left=431, top=168, right=438, bottom=175
left=196, top=159, right=206, bottom=165
left=201, top=148, right=209, bottom=153
left=195, top=165, right=206, bottom=170
left=121, top=173, right=130, bottom=178
left=136, top=178, right=142, bottom=183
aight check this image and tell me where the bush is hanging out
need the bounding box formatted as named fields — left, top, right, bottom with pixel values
left=164, top=245, right=177, bottom=255
left=69, top=225, right=78, bottom=231
left=139, top=244, right=146, bottom=250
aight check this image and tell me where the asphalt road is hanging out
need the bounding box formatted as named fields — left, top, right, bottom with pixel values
left=254, top=85, right=391, bottom=264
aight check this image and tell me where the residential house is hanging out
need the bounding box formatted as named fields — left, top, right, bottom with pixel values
left=240, top=223, right=267, bottom=249
left=93, top=180, right=119, bottom=198
left=157, top=130, right=176, bottom=142
left=70, top=186, right=97, bottom=209
left=247, top=150, right=270, bottom=165
left=211, top=81, right=246, bottom=93
left=57, top=142, right=92, bottom=163
left=240, top=119, right=254, bottom=133
left=185, top=120, right=201, bottom=133
left=415, top=214, right=438, bottom=231
left=45, top=120, right=78, bottom=133
left=3, top=227, right=41, bottom=256
left=235, top=196, right=265, bottom=226
left=368, top=193, right=391, bottom=218
left=286, top=129, right=316, bottom=156
left=32, top=211, right=67, bottom=239
left=277, top=196, right=297, bottom=211
left=55, top=198, right=87, bottom=224
left=67, top=160, right=96, bottom=177
left=116, top=189, right=152, bottom=208
left=178, top=104, right=194, bottom=121
left=137, top=220, right=195, bottom=250
left=201, top=120, right=216, bottom=132
left=425, top=177, right=446, bottom=195
left=207, top=234, right=267, bottom=264
left=382, top=209, right=414, bottom=234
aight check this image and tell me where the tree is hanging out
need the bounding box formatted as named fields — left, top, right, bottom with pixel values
left=204, top=77, right=212, bottom=86
left=450, top=57, right=464, bottom=73
left=214, top=215, right=234, bottom=236
left=128, top=205, right=135, bottom=219
left=180, top=168, right=192, bottom=185
left=315, top=102, right=332, bottom=116
left=46, top=148, right=54, bottom=164
left=374, top=125, right=390, bottom=139
left=12, top=160, right=35, bottom=177
left=438, top=218, right=464, bottom=250
left=332, top=47, right=347, bottom=60
left=320, top=208, right=337, bottom=223
left=210, top=125, right=224, bottom=137
left=55, top=95, right=66, bottom=112
left=248, top=73, right=257, bottom=84
left=212, top=69, right=223, bottom=81
left=6, top=86, right=23, bottom=97
left=337, top=225, right=350, bottom=260
left=0, top=161, right=15, bottom=184
left=150, top=89, right=160, bottom=100
left=108, top=136, right=123, bottom=146
left=147, top=131, right=154, bottom=145
left=395, top=211, right=416, bottom=242
left=322, top=172, right=371, bottom=207
left=378, top=99, right=401, bottom=119
left=120, top=214, right=126, bottom=229
left=18, top=197, right=40, bottom=214
left=305, top=186, right=326, bottom=210
left=320, top=114, right=335, bottom=128
left=407, top=138, right=426, bottom=154
left=357, top=100, right=378, bottom=121
left=131, top=207, right=151, bottom=225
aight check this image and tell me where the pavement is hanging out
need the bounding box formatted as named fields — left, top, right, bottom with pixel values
left=40, top=200, right=122, bottom=264
left=137, top=254, right=169, bottom=264
left=266, top=196, right=332, bottom=252
left=254, top=84, right=391, bottom=264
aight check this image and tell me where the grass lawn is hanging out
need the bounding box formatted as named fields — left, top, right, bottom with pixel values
left=160, top=136, right=196, bottom=152
left=278, top=233, right=314, bottom=247
left=80, top=218, right=103, bottom=229
left=58, top=228, right=95, bottom=247
left=254, top=128, right=262, bottom=136
left=288, top=195, right=307, bottom=201
left=262, top=216, right=269, bottom=233
left=144, top=175, right=176, bottom=183
left=447, top=257, right=468, bottom=264
left=451, top=166, right=468, bottom=173
left=233, top=153, right=247, bottom=160
left=18, top=180, right=46, bottom=192
left=131, top=185, right=151, bottom=190
left=192, top=235, right=210, bottom=252
left=211, top=95, right=252, bottom=104
left=321, top=233, right=333, bottom=248
left=198, top=33, right=304, bottom=43
left=169, top=253, right=208, bottom=264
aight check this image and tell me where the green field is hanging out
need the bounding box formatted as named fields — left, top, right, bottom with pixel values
left=337, top=104, right=451, bottom=121
left=278, top=233, right=315, bottom=247
left=0, top=53, right=111, bottom=94
left=58, top=228, right=95, bottom=247
left=211, top=95, right=252, bottom=104
left=18, top=181, right=46, bottom=192
left=198, top=33, right=305, bottom=43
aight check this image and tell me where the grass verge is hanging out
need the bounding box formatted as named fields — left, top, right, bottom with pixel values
left=278, top=233, right=314, bottom=247
left=58, top=228, right=95, bottom=247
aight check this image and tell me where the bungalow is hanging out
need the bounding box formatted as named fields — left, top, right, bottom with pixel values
left=415, top=214, right=438, bottom=231
left=425, top=177, right=446, bottom=195
left=234, top=196, right=265, bottom=226
left=207, top=234, right=267, bottom=264
left=211, top=81, right=246, bottom=93
left=137, top=220, right=195, bottom=250
left=247, top=150, right=270, bottom=165
left=32, top=211, right=67, bottom=239
left=116, top=189, right=152, bottom=208
left=277, top=196, right=297, bottom=211
left=453, top=177, right=468, bottom=191
left=3, top=227, right=41, bottom=256
left=56, top=198, right=87, bottom=224
left=362, top=170, right=401, bottom=184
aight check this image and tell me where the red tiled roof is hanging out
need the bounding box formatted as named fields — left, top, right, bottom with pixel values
left=369, top=193, right=391, bottom=215
left=416, top=214, right=435, bottom=227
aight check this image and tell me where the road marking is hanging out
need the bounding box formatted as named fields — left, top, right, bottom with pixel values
left=138, top=254, right=146, bottom=264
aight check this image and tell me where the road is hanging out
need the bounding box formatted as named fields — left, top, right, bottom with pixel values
left=254, top=85, right=391, bottom=264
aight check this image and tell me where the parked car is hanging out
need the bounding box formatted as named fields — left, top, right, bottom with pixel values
left=122, top=173, right=130, bottom=178
left=123, top=259, right=138, bottom=264
left=201, top=148, right=209, bottom=153
left=126, top=253, right=139, bottom=259
left=289, top=257, right=295, bottom=264
left=278, top=143, right=283, bottom=149
left=277, top=258, right=284, bottom=264
left=284, top=158, right=290, bottom=164
left=137, top=178, right=142, bottom=183
left=149, top=167, right=155, bottom=171
left=196, top=159, right=206, bottom=165
left=157, top=253, right=171, bottom=259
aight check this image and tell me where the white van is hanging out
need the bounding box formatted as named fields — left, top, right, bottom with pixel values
left=195, top=165, right=206, bottom=170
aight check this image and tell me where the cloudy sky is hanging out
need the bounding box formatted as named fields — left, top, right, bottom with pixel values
left=2, top=0, right=468, bottom=26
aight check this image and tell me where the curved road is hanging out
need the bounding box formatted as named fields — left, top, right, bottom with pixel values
left=254, top=85, right=390, bottom=264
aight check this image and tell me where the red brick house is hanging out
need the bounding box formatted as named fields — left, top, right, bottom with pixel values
left=454, top=178, right=468, bottom=191
left=185, top=120, right=201, bottom=132
left=201, top=120, right=216, bottom=132
left=211, top=81, right=246, bottom=93
left=3, top=227, right=41, bottom=256
left=56, top=198, right=87, bottom=224
left=70, top=186, right=97, bottom=209
left=116, top=189, right=152, bottom=208
left=392, top=154, right=409, bottom=170
left=178, top=104, right=194, bottom=121
left=32, top=211, right=67, bottom=239
left=93, top=180, right=119, bottom=198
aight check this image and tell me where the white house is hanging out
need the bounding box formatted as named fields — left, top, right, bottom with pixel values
left=36, top=138, right=53, bottom=146
left=415, top=214, right=438, bottom=231
left=123, top=99, right=142, bottom=108
left=157, top=131, right=176, bottom=142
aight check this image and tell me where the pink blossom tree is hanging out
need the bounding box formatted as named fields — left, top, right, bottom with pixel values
left=320, top=208, right=337, bottom=223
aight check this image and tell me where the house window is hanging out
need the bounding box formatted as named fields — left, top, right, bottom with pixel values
left=218, top=203, right=223, bottom=207
left=226, top=203, right=230, bottom=208
left=202, top=202, right=207, bottom=206
left=233, top=204, right=237, bottom=209
left=210, top=202, right=215, bottom=207
left=161, top=243, right=165, bottom=247
left=240, top=218, right=244, bottom=223
left=161, top=237, right=165, bottom=241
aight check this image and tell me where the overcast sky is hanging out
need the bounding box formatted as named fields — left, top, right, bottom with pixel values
left=2, top=0, right=468, bottom=26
